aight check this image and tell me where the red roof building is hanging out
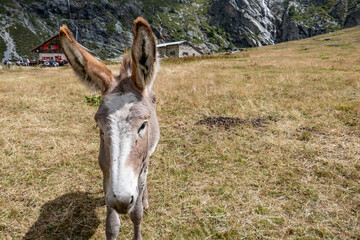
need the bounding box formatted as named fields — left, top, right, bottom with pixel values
left=31, top=33, right=93, bottom=61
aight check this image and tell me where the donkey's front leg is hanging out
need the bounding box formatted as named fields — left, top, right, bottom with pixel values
left=142, top=183, right=149, bottom=211
left=103, top=175, right=120, bottom=240
left=106, top=206, right=120, bottom=240
left=130, top=192, right=144, bottom=240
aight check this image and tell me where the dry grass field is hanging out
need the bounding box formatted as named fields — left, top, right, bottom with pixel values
left=1, top=26, right=359, bottom=239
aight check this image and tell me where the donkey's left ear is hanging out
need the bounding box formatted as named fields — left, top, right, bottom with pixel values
left=131, top=17, right=159, bottom=93
left=59, top=25, right=114, bottom=94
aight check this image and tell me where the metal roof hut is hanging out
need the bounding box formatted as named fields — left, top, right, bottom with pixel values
left=31, top=33, right=93, bottom=61
left=157, top=40, right=203, bottom=58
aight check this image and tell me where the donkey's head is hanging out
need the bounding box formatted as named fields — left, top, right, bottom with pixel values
left=60, top=18, right=160, bottom=214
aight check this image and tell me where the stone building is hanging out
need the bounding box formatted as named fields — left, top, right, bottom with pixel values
left=31, top=34, right=93, bottom=61
left=157, top=41, right=203, bottom=58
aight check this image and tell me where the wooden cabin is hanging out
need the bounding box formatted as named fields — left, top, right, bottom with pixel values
left=31, top=34, right=93, bottom=61
left=157, top=41, right=203, bottom=58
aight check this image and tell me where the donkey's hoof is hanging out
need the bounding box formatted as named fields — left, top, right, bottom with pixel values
left=142, top=196, right=149, bottom=212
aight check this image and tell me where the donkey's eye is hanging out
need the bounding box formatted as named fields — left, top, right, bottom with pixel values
left=138, top=121, right=148, bottom=136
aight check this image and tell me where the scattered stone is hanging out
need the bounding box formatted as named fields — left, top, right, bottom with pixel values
left=297, top=127, right=315, bottom=132
left=195, top=116, right=270, bottom=130
left=251, top=118, right=268, bottom=127
left=296, top=126, right=327, bottom=136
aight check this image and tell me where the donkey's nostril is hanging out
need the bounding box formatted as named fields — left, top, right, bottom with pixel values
left=107, top=193, right=135, bottom=214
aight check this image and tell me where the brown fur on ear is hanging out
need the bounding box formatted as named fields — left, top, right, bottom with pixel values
left=131, top=17, right=158, bottom=93
left=133, top=17, right=156, bottom=57
left=59, top=25, right=114, bottom=94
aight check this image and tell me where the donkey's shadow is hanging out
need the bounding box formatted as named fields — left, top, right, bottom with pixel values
left=24, top=192, right=105, bottom=240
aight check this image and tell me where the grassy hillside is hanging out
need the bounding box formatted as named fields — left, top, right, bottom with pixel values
left=0, top=26, right=359, bottom=239
left=0, top=0, right=228, bottom=60
left=1, top=0, right=359, bottom=59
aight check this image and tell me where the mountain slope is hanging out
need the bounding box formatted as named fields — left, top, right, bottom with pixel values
left=0, top=0, right=359, bottom=60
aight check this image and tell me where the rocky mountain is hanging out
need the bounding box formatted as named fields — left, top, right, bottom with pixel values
left=0, top=0, right=359, bottom=60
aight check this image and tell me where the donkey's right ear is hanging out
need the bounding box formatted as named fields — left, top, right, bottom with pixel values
left=131, top=17, right=158, bottom=93
left=59, top=25, right=114, bottom=94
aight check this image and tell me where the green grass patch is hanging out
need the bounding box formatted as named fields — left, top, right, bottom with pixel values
left=7, top=24, right=41, bottom=58
left=85, top=95, right=102, bottom=106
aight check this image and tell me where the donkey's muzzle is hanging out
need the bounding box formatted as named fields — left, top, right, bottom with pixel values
left=106, top=193, right=135, bottom=214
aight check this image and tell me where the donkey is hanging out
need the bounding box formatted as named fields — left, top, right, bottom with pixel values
left=59, top=17, right=160, bottom=240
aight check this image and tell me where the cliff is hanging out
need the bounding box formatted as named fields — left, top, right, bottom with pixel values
left=0, top=0, right=359, bottom=60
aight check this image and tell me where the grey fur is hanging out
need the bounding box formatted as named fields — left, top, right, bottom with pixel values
left=60, top=18, right=159, bottom=240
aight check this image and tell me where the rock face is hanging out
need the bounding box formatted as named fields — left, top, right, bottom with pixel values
left=0, top=0, right=359, bottom=60
left=210, top=0, right=277, bottom=47
left=210, top=0, right=360, bottom=46
left=345, top=5, right=360, bottom=27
